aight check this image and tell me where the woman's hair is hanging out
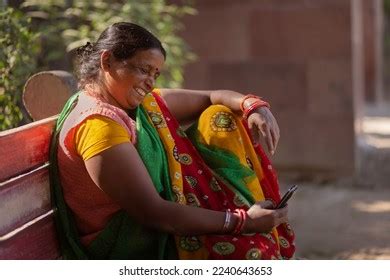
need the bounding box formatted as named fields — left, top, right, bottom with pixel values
left=76, top=22, right=166, bottom=88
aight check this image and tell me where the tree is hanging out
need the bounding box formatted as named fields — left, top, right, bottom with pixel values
left=0, top=6, right=39, bottom=131
left=23, top=0, right=197, bottom=88
left=0, top=0, right=196, bottom=130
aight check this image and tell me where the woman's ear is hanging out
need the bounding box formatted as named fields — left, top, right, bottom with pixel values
left=100, top=50, right=111, bottom=71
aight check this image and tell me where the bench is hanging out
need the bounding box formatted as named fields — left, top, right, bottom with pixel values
left=0, top=71, right=76, bottom=259
left=0, top=116, right=61, bottom=259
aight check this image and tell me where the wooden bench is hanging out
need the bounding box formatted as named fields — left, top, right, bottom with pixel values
left=0, top=116, right=61, bottom=259
left=0, top=71, right=76, bottom=259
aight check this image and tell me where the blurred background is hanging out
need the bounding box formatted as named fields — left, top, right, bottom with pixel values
left=1, top=0, right=389, bottom=259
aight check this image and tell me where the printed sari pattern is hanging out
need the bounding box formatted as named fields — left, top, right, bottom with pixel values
left=51, top=91, right=295, bottom=259
left=142, top=91, right=295, bottom=259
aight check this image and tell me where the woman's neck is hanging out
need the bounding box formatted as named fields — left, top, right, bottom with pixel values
left=84, top=83, right=122, bottom=109
left=83, top=83, right=136, bottom=120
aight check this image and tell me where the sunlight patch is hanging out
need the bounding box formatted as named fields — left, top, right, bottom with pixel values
left=352, top=200, right=390, bottom=213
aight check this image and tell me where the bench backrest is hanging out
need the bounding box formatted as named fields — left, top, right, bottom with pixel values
left=0, top=116, right=61, bottom=259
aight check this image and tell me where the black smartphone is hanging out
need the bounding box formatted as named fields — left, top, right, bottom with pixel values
left=275, top=185, right=298, bottom=209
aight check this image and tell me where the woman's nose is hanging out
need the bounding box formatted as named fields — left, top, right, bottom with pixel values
left=144, top=77, right=154, bottom=92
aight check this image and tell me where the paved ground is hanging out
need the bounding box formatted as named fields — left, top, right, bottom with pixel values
left=282, top=105, right=390, bottom=260
left=281, top=180, right=390, bottom=259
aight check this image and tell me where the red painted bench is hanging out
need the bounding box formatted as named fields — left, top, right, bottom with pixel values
left=0, top=116, right=61, bottom=259
left=0, top=71, right=77, bottom=259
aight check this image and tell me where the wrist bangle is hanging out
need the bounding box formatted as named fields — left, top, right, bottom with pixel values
left=232, top=209, right=247, bottom=235
left=240, top=94, right=270, bottom=119
left=222, top=209, right=232, bottom=232
left=232, top=210, right=242, bottom=235
left=240, top=94, right=260, bottom=112
left=242, top=99, right=270, bottom=120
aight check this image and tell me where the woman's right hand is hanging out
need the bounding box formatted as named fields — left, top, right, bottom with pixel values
left=243, top=200, right=288, bottom=234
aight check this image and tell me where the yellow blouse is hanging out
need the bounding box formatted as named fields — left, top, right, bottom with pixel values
left=75, top=115, right=131, bottom=161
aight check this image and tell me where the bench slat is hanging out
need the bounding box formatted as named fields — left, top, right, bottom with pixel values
left=0, top=167, right=51, bottom=236
left=0, top=116, right=57, bottom=182
left=0, top=213, right=60, bottom=259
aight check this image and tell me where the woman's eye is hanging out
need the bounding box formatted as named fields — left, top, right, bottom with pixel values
left=140, top=68, right=148, bottom=74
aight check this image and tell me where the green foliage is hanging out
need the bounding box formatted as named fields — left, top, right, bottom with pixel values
left=0, top=1, right=196, bottom=130
left=0, top=7, right=39, bottom=131
left=23, top=0, right=197, bottom=88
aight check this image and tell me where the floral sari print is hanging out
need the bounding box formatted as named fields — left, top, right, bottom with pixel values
left=142, top=90, right=295, bottom=260
left=51, top=90, right=295, bottom=259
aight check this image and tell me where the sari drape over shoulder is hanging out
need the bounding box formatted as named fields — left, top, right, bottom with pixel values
left=50, top=90, right=295, bottom=260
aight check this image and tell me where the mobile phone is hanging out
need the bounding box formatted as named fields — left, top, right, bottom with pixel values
left=275, top=185, right=298, bottom=209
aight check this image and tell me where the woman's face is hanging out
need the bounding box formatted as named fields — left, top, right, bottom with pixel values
left=101, top=48, right=165, bottom=109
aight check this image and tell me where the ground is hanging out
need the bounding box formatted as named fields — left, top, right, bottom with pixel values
left=282, top=105, right=390, bottom=260
left=282, top=181, right=390, bottom=259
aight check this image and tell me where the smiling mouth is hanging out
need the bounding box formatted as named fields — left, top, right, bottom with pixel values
left=134, top=87, right=147, bottom=97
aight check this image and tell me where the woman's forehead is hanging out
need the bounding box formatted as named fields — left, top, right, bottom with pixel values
left=130, top=49, right=165, bottom=65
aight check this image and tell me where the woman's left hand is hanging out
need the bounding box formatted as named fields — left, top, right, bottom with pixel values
left=247, top=107, right=280, bottom=155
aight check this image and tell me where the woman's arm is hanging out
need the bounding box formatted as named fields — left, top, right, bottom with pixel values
left=160, top=88, right=280, bottom=155
left=159, top=89, right=242, bottom=124
left=84, top=142, right=287, bottom=235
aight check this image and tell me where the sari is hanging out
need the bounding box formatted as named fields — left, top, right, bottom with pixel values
left=49, top=90, right=295, bottom=259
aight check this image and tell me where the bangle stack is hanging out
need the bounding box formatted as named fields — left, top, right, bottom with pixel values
left=232, top=209, right=247, bottom=235
left=240, top=94, right=270, bottom=120
left=222, top=209, right=232, bottom=232
left=222, top=208, right=248, bottom=234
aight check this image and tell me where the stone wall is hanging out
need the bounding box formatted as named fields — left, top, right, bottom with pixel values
left=175, top=0, right=367, bottom=177
left=363, top=0, right=383, bottom=103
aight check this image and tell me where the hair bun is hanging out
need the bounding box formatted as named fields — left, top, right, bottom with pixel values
left=76, top=41, right=94, bottom=58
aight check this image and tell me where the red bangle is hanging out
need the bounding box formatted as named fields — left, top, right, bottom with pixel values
left=233, top=209, right=247, bottom=235
left=240, top=94, right=261, bottom=112
left=240, top=94, right=270, bottom=119
left=241, top=209, right=247, bottom=233
left=232, top=210, right=243, bottom=235
left=242, top=99, right=270, bottom=119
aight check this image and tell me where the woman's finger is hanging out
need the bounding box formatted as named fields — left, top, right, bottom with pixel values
left=257, top=200, right=274, bottom=209
left=248, top=110, right=280, bottom=153
left=251, top=116, right=266, bottom=143
left=263, top=125, right=274, bottom=155
left=268, top=115, right=280, bottom=152
left=271, top=115, right=280, bottom=140
left=250, top=125, right=260, bottom=145
left=275, top=119, right=280, bottom=140
left=270, top=126, right=279, bottom=152
left=274, top=207, right=289, bottom=225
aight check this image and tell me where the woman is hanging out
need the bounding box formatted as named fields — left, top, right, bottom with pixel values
left=50, top=22, right=295, bottom=260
